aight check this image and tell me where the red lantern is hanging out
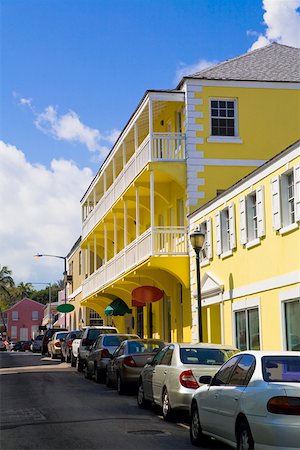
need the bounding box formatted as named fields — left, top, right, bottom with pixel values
left=131, top=286, right=163, bottom=307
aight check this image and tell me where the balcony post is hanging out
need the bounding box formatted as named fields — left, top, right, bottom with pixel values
left=124, top=199, right=128, bottom=248
left=150, top=171, right=155, bottom=253
left=134, top=124, right=138, bottom=152
left=87, top=242, right=91, bottom=276
left=136, top=186, right=140, bottom=239
left=122, top=142, right=126, bottom=168
left=94, top=234, right=97, bottom=271
left=149, top=98, right=153, bottom=161
left=93, top=189, right=96, bottom=208
left=104, top=222, right=108, bottom=263
left=112, top=157, right=116, bottom=182
left=114, top=212, right=117, bottom=256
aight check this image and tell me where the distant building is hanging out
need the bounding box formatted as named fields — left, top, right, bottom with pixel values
left=3, top=298, right=44, bottom=341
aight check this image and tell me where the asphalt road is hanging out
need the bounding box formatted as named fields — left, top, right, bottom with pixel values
left=0, top=352, right=229, bottom=450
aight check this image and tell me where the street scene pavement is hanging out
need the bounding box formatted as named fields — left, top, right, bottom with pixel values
left=0, top=352, right=229, bottom=450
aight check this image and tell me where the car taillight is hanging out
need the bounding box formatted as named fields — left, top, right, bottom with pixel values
left=123, top=356, right=136, bottom=367
left=67, top=341, right=73, bottom=347
left=55, top=342, right=61, bottom=348
left=101, top=348, right=110, bottom=358
left=267, top=396, right=300, bottom=415
left=179, top=370, right=199, bottom=389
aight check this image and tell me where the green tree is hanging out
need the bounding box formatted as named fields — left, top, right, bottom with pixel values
left=0, top=265, right=14, bottom=309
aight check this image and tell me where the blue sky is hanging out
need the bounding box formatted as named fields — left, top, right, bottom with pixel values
left=1, top=0, right=299, bottom=285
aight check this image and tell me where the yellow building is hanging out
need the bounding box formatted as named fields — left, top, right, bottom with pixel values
left=79, top=43, right=300, bottom=341
left=189, top=140, right=300, bottom=350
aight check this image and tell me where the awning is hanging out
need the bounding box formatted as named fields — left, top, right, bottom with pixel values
left=131, top=286, right=163, bottom=307
left=104, top=298, right=132, bottom=316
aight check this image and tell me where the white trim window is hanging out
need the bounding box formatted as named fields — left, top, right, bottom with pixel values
left=271, top=164, right=300, bottom=233
left=198, top=219, right=212, bottom=264
left=89, top=310, right=103, bottom=326
left=234, top=307, right=260, bottom=351
left=216, top=203, right=236, bottom=257
left=210, top=99, right=238, bottom=136
left=12, top=311, right=18, bottom=321
left=240, top=186, right=265, bottom=246
left=284, top=299, right=300, bottom=351
left=11, top=326, right=17, bottom=339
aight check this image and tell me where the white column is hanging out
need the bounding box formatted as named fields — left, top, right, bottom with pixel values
left=136, top=186, right=140, bottom=239
left=124, top=200, right=128, bottom=247
left=150, top=171, right=155, bottom=252
left=104, top=223, right=108, bottom=263
left=122, top=142, right=126, bottom=168
left=103, top=172, right=107, bottom=192
left=207, top=307, right=211, bottom=343
left=114, top=212, right=117, bottom=256
left=87, top=242, right=91, bottom=276
left=134, top=123, right=138, bottom=152
left=93, top=189, right=96, bottom=208
left=149, top=98, right=153, bottom=160
left=94, top=234, right=97, bottom=271
left=220, top=301, right=224, bottom=345
left=112, top=158, right=116, bottom=181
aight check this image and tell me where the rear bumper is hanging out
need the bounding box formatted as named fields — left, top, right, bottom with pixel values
left=249, top=415, right=300, bottom=450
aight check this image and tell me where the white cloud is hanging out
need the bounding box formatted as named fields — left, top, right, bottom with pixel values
left=174, top=59, right=218, bottom=85
left=35, top=106, right=101, bottom=152
left=249, top=0, right=300, bottom=50
left=0, top=140, right=93, bottom=284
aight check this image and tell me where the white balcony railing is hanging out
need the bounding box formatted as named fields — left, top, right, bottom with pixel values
left=82, top=226, right=187, bottom=299
left=82, top=133, right=185, bottom=240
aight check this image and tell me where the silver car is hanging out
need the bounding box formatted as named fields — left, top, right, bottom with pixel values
left=137, top=342, right=239, bottom=420
left=84, top=333, right=139, bottom=383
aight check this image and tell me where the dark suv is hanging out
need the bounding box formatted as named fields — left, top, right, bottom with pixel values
left=41, top=328, right=67, bottom=355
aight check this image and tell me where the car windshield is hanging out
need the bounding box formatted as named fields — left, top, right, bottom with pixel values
left=103, top=336, right=123, bottom=346
left=262, top=356, right=300, bottom=382
left=56, top=332, right=68, bottom=340
left=180, top=348, right=236, bottom=365
left=88, top=328, right=117, bottom=341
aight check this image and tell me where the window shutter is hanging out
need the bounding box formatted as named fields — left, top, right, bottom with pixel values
left=239, top=196, right=247, bottom=245
left=229, top=203, right=236, bottom=249
left=271, top=176, right=281, bottom=230
left=215, top=212, right=222, bottom=256
left=294, top=164, right=300, bottom=222
left=256, top=185, right=265, bottom=237
left=206, top=218, right=212, bottom=259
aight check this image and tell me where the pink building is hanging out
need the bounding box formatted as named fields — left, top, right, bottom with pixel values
left=3, top=297, right=44, bottom=341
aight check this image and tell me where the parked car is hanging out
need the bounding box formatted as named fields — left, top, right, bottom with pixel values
left=77, top=326, right=119, bottom=372
left=0, top=339, right=7, bottom=351
left=84, top=333, right=140, bottom=382
left=47, top=331, right=69, bottom=359
left=41, top=328, right=67, bottom=355
left=12, top=340, right=32, bottom=352
left=106, top=338, right=166, bottom=394
left=137, top=342, right=239, bottom=420
left=190, top=351, right=300, bottom=450
left=61, top=330, right=81, bottom=363
left=31, top=335, right=44, bottom=353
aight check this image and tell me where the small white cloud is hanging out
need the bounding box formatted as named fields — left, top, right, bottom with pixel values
left=249, top=0, right=300, bottom=50
left=174, top=59, right=218, bottom=85
left=35, top=106, right=101, bottom=152
left=19, top=97, right=33, bottom=107
left=0, top=140, right=93, bottom=283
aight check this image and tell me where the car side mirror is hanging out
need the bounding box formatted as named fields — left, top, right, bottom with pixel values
left=146, top=357, right=154, bottom=365
left=199, top=375, right=212, bottom=385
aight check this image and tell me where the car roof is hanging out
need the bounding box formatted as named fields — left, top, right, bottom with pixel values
left=235, top=350, right=300, bottom=357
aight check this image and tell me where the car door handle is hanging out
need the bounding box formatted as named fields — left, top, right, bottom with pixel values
left=152, top=370, right=156, bottom=374
left=163, top=370, right=167, bottom=375
left=234, top=397, right=238, bottom=401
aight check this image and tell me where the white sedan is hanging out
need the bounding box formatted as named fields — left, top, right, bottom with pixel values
left=190, top=350, right=300, bottom=450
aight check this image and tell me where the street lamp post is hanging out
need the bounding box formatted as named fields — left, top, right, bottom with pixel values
left=190, top=229, right=206, bottom=342
left=34, top=254, right=67, bottom=328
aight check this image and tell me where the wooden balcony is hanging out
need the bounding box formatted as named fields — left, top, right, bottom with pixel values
left=82, top=226, right=188, bottom=299
left=82, top=133, right=185, bottom=240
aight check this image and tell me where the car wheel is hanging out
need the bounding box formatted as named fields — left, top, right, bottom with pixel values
left=77, top=357, right=84, bottom=372
left=71, top=353, right=77, bottom=367
left=106, top=370, right=113, bottom=387
left=190, top=401, right=207, bottom=446
left=117, top=373, right=126, bottom=395
left=137, top=381, right=147, bottom=409
left=237, top=420, right=254, bottom=450
left=84, top=366, right=92, bottom=380
left=95, top=367, right=105, bottom=384
left=162, top=389, right=173, bottom=421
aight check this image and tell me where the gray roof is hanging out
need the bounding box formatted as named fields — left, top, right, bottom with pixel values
left=186, top=43, right=300, bottom=83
